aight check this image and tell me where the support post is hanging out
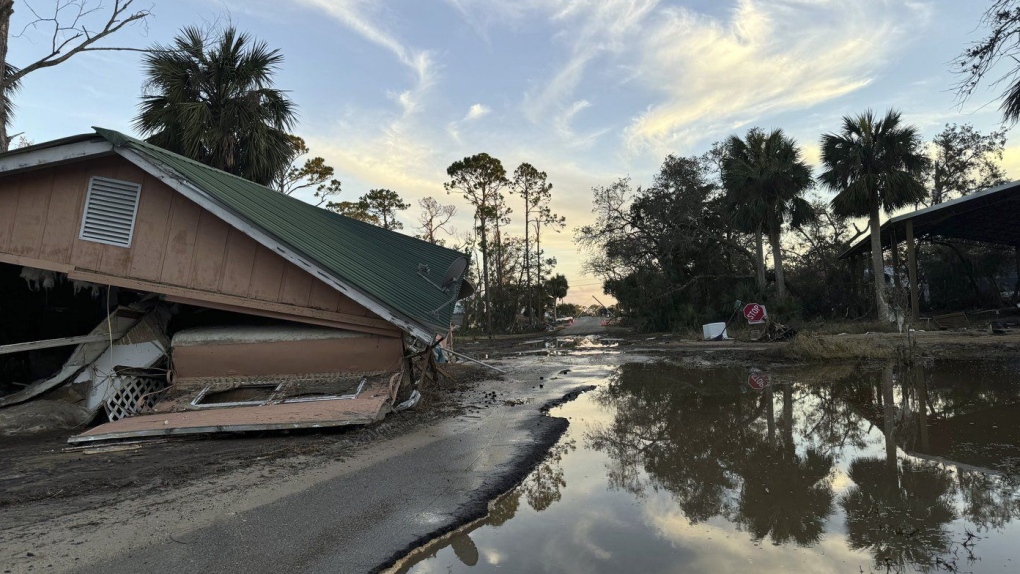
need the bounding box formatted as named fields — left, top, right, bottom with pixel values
left=906, top=219, right=919, bottom=323
left=890, top=229, right=901, bottom=288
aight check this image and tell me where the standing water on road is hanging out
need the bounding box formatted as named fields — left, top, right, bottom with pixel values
left=395, top=360, right=1020, bottom=573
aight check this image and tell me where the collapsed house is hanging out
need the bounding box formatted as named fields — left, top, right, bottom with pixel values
left=0, top=128, right=471, bottom=443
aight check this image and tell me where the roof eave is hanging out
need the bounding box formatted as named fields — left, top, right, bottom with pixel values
left=0, top=136, right=114, bottom=176
left=840, top=181, right=1020, bottom=259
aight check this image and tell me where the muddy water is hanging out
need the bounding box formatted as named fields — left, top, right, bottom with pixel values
left=395, top=360, right=1020, bottom=573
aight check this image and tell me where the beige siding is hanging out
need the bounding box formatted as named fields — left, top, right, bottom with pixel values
left=0, top=156, right=392, bottom=332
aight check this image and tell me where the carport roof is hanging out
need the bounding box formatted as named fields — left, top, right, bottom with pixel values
left=840, top=180, right=1020, bottom=259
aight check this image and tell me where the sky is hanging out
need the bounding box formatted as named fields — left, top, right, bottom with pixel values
left=8, top=0, right=1020, bottom=305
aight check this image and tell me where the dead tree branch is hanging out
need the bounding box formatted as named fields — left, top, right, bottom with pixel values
left=7, top=0, right=152, bottom=86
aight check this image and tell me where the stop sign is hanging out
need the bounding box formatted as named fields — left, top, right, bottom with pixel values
left=743, top=303, right=767, bottom=324
left=748, top=372, right=769, bottom=390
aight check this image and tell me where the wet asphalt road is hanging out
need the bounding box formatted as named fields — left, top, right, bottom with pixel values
left=75, top=382, right=587, bottom=574
left=557, top=316, right=606, bottom=336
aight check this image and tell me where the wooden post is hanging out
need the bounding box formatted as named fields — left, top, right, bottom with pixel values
left=890, top=229, right=901, bottom=288
left=906, top=219, right=919, bottom=323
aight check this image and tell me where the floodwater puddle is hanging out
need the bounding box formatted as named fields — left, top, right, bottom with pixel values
left=393, top=359, right=1020, bottom=573
left=515, top=335, right=621, bottom=357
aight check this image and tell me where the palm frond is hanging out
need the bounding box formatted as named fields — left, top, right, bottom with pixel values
left=820, top=108, right=927, bottom=217
left=3, top=62, right=22, bottom=129
left=133, top=25, right=297, bottom=184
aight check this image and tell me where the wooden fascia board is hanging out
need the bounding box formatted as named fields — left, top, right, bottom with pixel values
left=113, top=148, right=435, bottom=342
left=0, top=253, right=73, bottom=274
left=162, top=295, right=401, bottom=338
left=66, top=269, right=399, bottom=336
left=0, top=250, right=400, bottom=336
left=0, top=140, right=114, bottom=175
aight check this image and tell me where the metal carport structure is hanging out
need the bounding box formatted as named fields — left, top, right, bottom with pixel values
left=840, top=180, right=1020, bottom=321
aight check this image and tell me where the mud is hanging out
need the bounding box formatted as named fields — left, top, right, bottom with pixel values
left=1, top=371, right=469, bottom=513
left=461, top=326, right=1020, bottom=367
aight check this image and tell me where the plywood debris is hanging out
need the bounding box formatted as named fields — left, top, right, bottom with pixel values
left=67, top=374, right=400, bottom=444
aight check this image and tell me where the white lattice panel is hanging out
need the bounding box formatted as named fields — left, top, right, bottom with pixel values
left=104, top=376, right=166, bottom=421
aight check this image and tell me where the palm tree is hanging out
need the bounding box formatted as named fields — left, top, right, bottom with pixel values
left=722, top=128, right=813, bottom=301
left=134, top=26, right=296, bottom=185
left=819, top=110, right=927, bottom=320
left=546, top=274, right=568, bottom=321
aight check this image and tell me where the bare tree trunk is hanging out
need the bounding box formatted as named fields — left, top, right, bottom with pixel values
left=869, top=196, right=890, bottom=321
left=525, top=195, right=533, bottom=326
left=479, top=219, right=493, bottom=338
left=782, top=383, right=793, bottom=452
left=0, top=0, right=12, bottom=152
left=494, top=213, right=503, bottom=288
left=769, top=219, right=786, bottom=300
left=1014, top=246, right=1020, bottom=300
left=754, top=227, right=766, bottom=292
left=536, top=226, right=542, bottom=321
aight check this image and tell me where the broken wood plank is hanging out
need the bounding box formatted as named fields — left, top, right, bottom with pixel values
left=0, top=333, right=127, bottom=355
left=444, top=348, right=507, bottom=373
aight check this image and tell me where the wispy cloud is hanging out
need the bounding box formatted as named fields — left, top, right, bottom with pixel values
left=293, top=0, right=446, bottom=221
left=447, top=103, right=493, bottom=142
left=522, top=0, right=660, bottom=124
left=552, top=99, right=610, bottom=149
left=295, top=0, right=437, bottom=116
left=296, top=0, right=431, bottom=81
left=622, top=0, right=916, bottom=155
left=451, top=0, right=923, bottom=157
left=464, top=103, right=491, bottom=121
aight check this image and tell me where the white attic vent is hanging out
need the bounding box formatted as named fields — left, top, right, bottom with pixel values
left=79, top=176, right=142, bottom=248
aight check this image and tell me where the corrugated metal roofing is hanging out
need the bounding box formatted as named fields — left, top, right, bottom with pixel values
left=839, top=180, right=1020, bottom=259
left=91, top=127, right=467, bottom=336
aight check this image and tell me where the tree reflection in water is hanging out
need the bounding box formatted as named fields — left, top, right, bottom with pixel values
left=522, top=439, right=576, bottom=512
left=840, top=366, right=958, bottom=573
left=841, top=456, right=957, bottom=572
left=585, top=363, right=836, bottom=545
left=402, top=360, right=1020, bottom=574
left=584, top=361, right=1020, bottom=572
left=394, top=439, right=576, bottom=572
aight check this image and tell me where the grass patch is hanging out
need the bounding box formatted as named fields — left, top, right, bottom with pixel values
left=781, top=333, right=898, bottom=361
left=789, top=319, right=898, bottom=336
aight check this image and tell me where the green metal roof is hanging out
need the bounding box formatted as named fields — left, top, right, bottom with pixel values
left=91, top=127, right=467, bottom=337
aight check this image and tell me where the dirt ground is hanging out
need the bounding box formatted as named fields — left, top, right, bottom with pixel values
left=0, top=364, right=489, bottom=530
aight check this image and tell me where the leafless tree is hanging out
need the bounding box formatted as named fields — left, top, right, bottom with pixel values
left=0, top=0, right=152, bottom=150
left=416, top=196, right=456, bottom=244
